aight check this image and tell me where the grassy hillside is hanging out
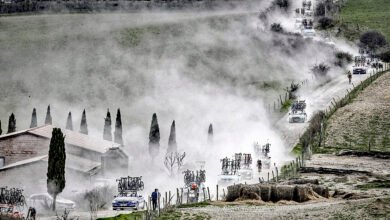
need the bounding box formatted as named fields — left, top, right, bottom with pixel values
left=340, top=0, right=390, bottom=41
left=324, top=71, right=390, bottom=152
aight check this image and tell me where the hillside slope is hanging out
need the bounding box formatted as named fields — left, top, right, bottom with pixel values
left=340, top=0, right=390, bottom=41
left=325, top=71, right=390, bottom=152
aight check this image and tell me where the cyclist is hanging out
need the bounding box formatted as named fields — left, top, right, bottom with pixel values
left=347, top=70, right=352, bottom=84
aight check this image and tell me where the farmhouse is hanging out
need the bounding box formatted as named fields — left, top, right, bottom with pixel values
left=0, top=125, right=128, bottom=194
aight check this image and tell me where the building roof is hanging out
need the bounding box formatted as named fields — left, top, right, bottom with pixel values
left=0, top=155, right=48, bottom=171
left=42, top=154, right=101, bottom=173
left=0, top=154, right=101, bottom=174
left=0, top=125, right=120, bottom=154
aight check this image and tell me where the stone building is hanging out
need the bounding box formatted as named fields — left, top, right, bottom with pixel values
left=0, top=125, right=128, bottom=194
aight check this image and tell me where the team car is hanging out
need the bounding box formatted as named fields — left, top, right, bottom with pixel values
left=113, top=176, right=145, bottom=210
left=289, top=100, right=307, bottom=123
left=112, top=192, right=145, bottom=210
left=352, top=66, right=367, bottom=74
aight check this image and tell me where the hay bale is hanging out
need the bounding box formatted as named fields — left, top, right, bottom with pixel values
left=286, top=179, right=319, bottom=185
left=274, top=185, right=295, bottom=201
left=293, top=185, right=311, bottom=202
left=270, top=185, right=278, bottom=202
left=256, top=184, right=272, bottom=202
left=226, top=184, right=243, bottom=202
left=310, top=184, right=329, bottom=198
left=239, top=185, right=261, bottom=200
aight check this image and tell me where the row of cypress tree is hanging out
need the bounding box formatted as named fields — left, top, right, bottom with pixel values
left=103, top=109, right=123, bottom=145
left=147, top=113, right=214, bottom=159
left=1, top=106, right=123, bottom=145
left=0, top=109, right=213, bottom=154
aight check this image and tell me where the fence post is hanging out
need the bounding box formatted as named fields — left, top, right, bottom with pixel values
left=276, top=167, right=279, bottom=182
left=176, top=188, right=179, bottom=205
left=181, top=188, right=183, bottom=205
left=267, top=172, right=270, bottom=183
left=216, top=185, right=219, bottom=201
left=165, top=192, right=168, bottom=208
left=187, top=189, right=189, bottom=204
left=158, top=193, right=161, bottom=216
left=207, top=187, right=211, bottom=201
left=168, top=191, right=171, bottom=206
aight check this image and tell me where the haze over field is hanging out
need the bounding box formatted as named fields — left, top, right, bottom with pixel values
left=0, top=2, right=354, bottom=192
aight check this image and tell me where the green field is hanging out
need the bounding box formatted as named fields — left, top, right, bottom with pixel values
left=340, top=0, right=390, bottom=41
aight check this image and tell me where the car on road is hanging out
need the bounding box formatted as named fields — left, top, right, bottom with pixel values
left=217, top=174, right=241, bottom=186
left=352, top=66, right=367, bottom=74
left=28, top=193, right=76, bottom=211
left=302, top=28, right=316, bottom=38
left=238, top=168, right=253, bottom=180
left=112, top=192, right=145, bottom=210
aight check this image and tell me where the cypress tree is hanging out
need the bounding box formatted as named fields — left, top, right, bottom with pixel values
left=103, top=109, right=112, bottom=141
left=7, top=113, right=16, bottom=134
left=30, top=108, right=37, bottom=128
left=45, top=105, right=52, bottom=125
left=114, top=109, right=123, bottom=145
left=167, top=120, right=177, bottom=153
left=47, top=128, right=66, bottom=211
left=208, top=123, right=213, bottom=144
left=0, top=120, right=2, bottom=135
left=148, top=113, right=160, bottom=159
left=79, top=109, right=88, bottom=135
left=66, top=112, right=73, bottom=131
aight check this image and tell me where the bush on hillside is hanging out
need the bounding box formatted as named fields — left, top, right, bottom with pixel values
left=271, top=23, right=284, bottom=33
left=273, top=0, right=290, bottom=10
left=359, top=31, right=387, bottom=51
left=311, top=63, right=330, bottom=78
left=318, top=17, right=334, bottom=29
left=379, top=50, right=390, bottom=62
left=334, top=51, right=353, bottom=67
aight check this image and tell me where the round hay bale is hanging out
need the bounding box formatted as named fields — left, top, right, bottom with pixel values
left=226, top=184, right=243, bottom=202
left=256, top=184, right=272, bottom=202
left=270, top=185, right=278, bottom=202
left=274, top=185, right=295, bottom=201
left=293, top=185, right=311, bottom=202
left=310, top=184, right=329, bottom=198
left=287, top=179, right=319, bottom=185
left=239, top=185, right=261, bottom=200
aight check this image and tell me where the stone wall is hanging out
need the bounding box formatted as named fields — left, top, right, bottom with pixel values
left=0, top=134, right=49, bottom=166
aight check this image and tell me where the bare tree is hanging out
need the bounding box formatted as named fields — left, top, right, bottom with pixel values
left=164, top=152, right=177, bottom=177
left=176, top=152, right=186, bottom=173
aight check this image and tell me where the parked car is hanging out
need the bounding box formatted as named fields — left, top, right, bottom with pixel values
left=28, top=193, right=76, bottom=211
left=112, top=192, right=145, bottom=210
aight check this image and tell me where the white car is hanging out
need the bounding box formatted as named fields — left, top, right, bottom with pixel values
left=305, top=10, right=313, bottom=16
left=112, top=192, right=145, bottom=210
left=238, top=168, right=253, bottom=180
left=289, top=111, right=307, bottom=123
left=302, top=28, right=316, bottom=38
left=218, top=174, right=241, bottom=186
left=28, top=193, right=76, bottom=211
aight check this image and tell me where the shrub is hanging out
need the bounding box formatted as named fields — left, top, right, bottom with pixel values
left=334, top=51, right=353, bottom=67
left=379, top=50, right=390, bottom=62
left=273, top=0, right=290, bottom=10
left=271, top=23, right=284, bottom=33
left=315, top=2, right=326, bottom=16
left=359, top=31, right=387, bottom=51
left=311, top=63, right=330, bottom=78
left=318, top=17, right=334, bottom=29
